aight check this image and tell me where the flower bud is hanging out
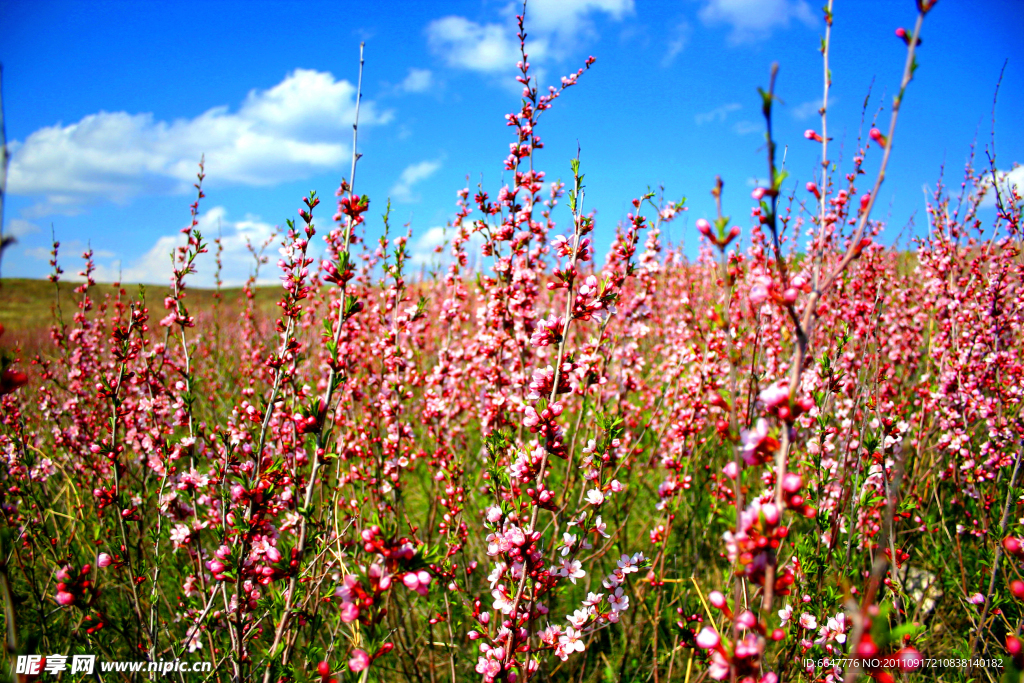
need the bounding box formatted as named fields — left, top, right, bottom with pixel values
left=695, top=627, right=720, bottom=649
left=782, top=473, right=803, bottom=493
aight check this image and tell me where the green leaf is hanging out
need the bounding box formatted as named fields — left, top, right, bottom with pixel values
left=774, top=169, right=790, bottom=191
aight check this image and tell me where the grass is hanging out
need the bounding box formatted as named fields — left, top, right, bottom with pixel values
left=0, top=278, right=282, bottom=357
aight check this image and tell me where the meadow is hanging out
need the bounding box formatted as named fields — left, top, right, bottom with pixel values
left=2, top=1, right=1024, bottom=681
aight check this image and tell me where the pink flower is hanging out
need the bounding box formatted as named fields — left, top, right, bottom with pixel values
left=340, top=602, right=360, bottom=623
left=348, top=649, right=370, bottom=673
left=749, top=283, right=769, bottom=305
left=608, top=587, right=629, bottom=612
left=826, top=612, right=848, bottom=643
left=723, top=461, right=739, bottom=479
left=567, top=608, right=590, bottom=628
left=709, top=650, right=730, bottom=680
left=530, top=315, right=564, bottom=347
left=696, top=627, right=720, bottom=649
left=558, top=627, right=586, bottom=655
left=759, top=381, right=790, bottom=409
left=740, top=418, right=771, bottom=464
left=748, top=267, right=773, bottom=306
left=56, top=591, right=75, bottom=606
left=616, top=554, right=638, bottom=574
left=556, top=559, right=586, bottom=584
left=895, top=646, right=922, bottom=672
left=799, top=613, right=817, bottom=630
left=170, top=524, right=192, bottom=548
left=97, top=553, right=112, bottom=568
left=476, top=656, right=501, bottom=678
left=492, top=588, right=515, bottom=614
left=403, top=570, right=432, bottom=596
left=736, top=610, right=757, bottom=629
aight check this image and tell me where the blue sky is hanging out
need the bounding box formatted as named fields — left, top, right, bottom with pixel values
left=1, top=0, right=1022, bottom=286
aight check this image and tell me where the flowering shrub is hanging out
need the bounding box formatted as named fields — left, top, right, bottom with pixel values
left=3, top=1, right=1024, bottom=682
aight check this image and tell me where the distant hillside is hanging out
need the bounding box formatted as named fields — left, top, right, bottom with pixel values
left=0, top=278, right=282, bottom=357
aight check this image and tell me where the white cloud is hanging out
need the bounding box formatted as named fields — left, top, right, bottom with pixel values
left=698, top=0, right=817, bottom=45
left=408, top=224, right=485, bottom=268
left=519, top=0, right=633, bottom=37
left=733, top=120, right=763, bottom=135
left=662, top=20, right=692, bottom=67
left=790, top=96, right=835, bottom=121
left=5, top=218, right=40, bottom=238
left=8, top=69, right=392, bottom=216
left=88, top=206, right=287, bottom=286
left=427, top=17, right=526, bottom=74
left=409, top=226, right=449, bottom=266
left=400, top=68, right=434, bottom=93
left=979, top=165, right=1023, bottom=208
left=26, top=239, right=113, bottom=264
left=426, top=1, right=632, bottom=77
left=695, top=102, right=742, bottom=125
left=390, top=159, right=443, bottom=203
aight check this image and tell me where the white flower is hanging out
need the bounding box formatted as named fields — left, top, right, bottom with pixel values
left=799, top=613, right=818, bottom=630
left=778, top=604, right=793, bottom=626
left=593, top=516, right=609, bottom=538
left=585, top=489, right=605, bottom=506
